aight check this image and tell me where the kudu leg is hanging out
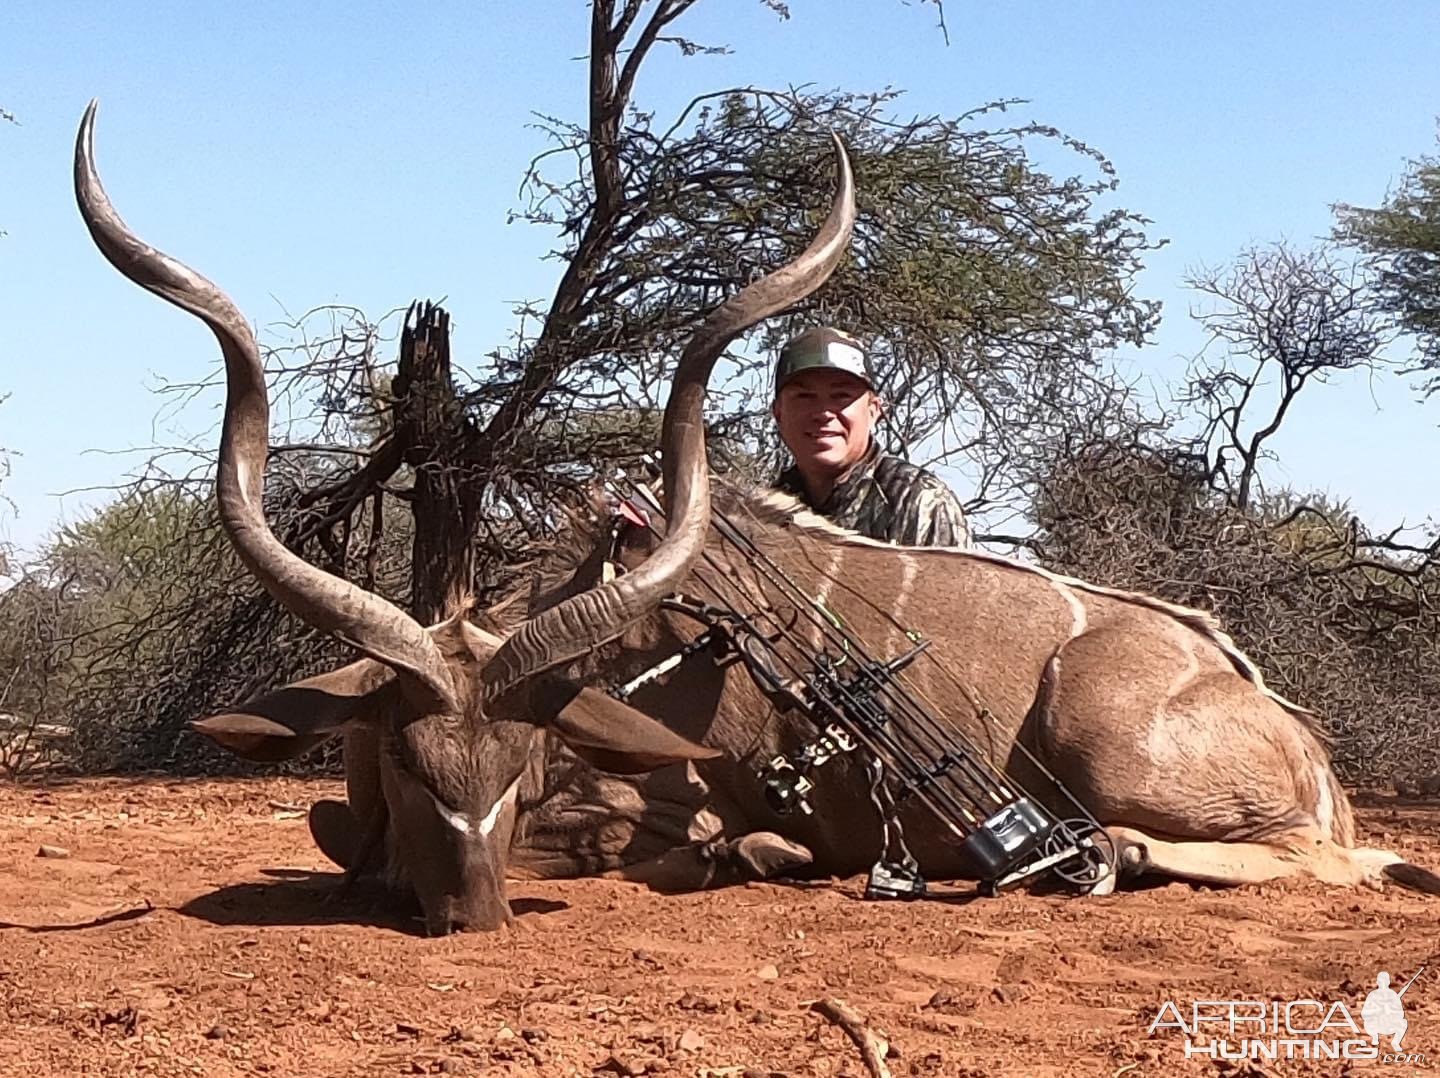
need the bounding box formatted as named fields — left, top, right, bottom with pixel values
left=307, top=724, right=388, bottom=882
left=342, top=799, right=389, bottom=889
left=510, top=759, right=813, bottom=892
left=307, top=795, right=387, bottom=885
left=308, top=799, right=361, bottom=870
left=1031, top=625, right=1349, bottom=847
left=511, top=813, right=814, bottom=892
left=1108, top=824, right=1398, bottom=890
left=598, top=832, right=815, bottom=892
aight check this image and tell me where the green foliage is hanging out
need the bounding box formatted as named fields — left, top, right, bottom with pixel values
left=0, top=474, right=396, bottom=774
left=0, top=575, right=69, bottom=773
left=47, top=488, right=223, bottom=649
left=66, top=467, right=421, bottom=774
left=1335, top=141, right=1440, bottom=378
left=0, top=488, right=230, bottom=767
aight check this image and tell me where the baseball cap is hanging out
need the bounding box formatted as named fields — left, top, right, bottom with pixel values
left=773, top=326, right=875, bottom=395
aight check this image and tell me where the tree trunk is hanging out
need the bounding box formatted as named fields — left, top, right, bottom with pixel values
left=393, top=302, right=483, bottom=624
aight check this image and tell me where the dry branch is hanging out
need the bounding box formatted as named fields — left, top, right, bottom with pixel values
left=809, top=998, right=893, bottom=1078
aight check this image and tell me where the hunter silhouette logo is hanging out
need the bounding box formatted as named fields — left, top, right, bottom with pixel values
left=1363, top=968, right=1424, bottom=1052
left=1149, top=966, right=1429, bottom=1064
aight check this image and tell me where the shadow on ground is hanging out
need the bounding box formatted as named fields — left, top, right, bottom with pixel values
left=177, top=868, right=570, bottom=935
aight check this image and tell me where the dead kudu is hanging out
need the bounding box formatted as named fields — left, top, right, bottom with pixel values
left=74, top=100, right=854, bottom=934
left=508, top=487, right=1440, bottom=901
left=75, top=103, right=1437, bottom=935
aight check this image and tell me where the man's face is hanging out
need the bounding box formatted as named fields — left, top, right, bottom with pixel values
left=772, top=368, right=880, bottom=480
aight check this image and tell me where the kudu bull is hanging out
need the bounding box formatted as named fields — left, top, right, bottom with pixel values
left=75, top=103, right=1437, bottom=935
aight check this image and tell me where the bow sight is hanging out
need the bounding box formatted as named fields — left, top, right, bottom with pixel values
left=603, top=456, right=1117, bottom=902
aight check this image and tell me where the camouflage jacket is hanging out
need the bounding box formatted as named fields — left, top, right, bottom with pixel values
left=774, top=442, right=971, bottom=548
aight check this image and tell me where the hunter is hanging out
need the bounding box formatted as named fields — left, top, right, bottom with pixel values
left=771, top=326, right=971, bottom=548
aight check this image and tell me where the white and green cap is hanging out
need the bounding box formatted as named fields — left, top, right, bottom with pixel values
left=774, top=326, right=875, bottom=395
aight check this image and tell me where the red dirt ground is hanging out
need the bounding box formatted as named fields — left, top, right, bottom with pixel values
left=1, top=777, right=1436, bottom=1077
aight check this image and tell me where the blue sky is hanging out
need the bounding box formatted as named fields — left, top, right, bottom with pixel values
left=3, top=1, right=1439, bottom=559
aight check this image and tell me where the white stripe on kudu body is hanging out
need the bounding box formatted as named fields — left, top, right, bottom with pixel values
left=744, top=488, right=1312, bottom=719
left=1047, top=577, right=1088, bottom=640
left=812, top=544, right=845, bottom=613
left=1147, top=645, right=1201, bottom=761
left=893, top=553, right=920, bottom=625
left=808, top=545, right=848, bottom=652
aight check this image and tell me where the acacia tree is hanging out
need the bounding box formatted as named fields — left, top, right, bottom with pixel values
left=1335, top=136, right=1440, bottom=383
left=1180, top=241, right=1391, bottom=510
left=510, top=85, right=1159, bottom=502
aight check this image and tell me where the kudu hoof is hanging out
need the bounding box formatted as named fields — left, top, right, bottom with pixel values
left=705, top=832, right=815, bottom=882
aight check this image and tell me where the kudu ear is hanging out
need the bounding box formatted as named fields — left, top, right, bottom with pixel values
left=528, top=676, right=722, bottom=776
left=190, top=659, right=396, bottom=763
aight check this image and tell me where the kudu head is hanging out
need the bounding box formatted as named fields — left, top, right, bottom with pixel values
left=73, top=100, right=855, bottom=934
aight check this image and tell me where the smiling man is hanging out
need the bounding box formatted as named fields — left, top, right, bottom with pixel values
left=770, top=327, right=971, bottom=548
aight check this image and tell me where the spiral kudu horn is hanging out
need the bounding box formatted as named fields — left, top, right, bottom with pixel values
left=74, top=101, right=459, bottom=715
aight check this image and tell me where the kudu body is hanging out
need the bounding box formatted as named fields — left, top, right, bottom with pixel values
left=503, top=489, right=1440, bottom=897
left=74, top=103, right=1436, bottom=936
